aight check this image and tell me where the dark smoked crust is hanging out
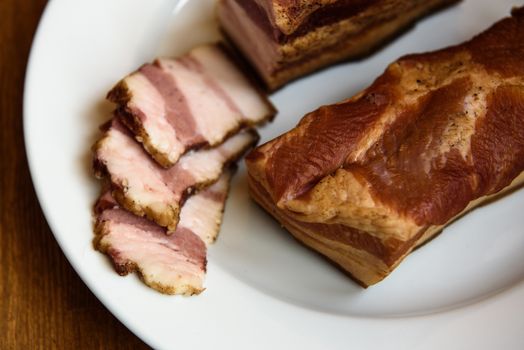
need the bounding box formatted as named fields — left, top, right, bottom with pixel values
left=241, top=0, right=460, bottom=43
left=222, top=0, right=460, bottom=90
left=107, top=50, right=276, bottom=168
left=270, top=0, right=462, bottom=86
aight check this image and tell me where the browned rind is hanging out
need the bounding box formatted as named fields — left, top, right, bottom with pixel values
left=219, top=0, right=461, bottom=90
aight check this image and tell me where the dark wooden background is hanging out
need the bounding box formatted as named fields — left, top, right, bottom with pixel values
left=0, top=1, right=149, bottom=348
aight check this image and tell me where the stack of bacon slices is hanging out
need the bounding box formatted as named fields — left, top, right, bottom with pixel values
left=91, top=43, right=276, bottom=295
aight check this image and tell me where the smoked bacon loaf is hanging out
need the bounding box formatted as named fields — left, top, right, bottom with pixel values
left=218, top=0, right=460, bottom=90
left=245, top=8, right=524, bottom=286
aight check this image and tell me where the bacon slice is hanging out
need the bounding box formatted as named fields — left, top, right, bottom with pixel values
left=246, top=8, right=524, bottom=286
left=107, top=43, right=276, bottom=167
left=177, top=168, right=232, bottom=244
left=93, top=118, right=258, bottom=231
left=94, top=171, right=233, bottom=295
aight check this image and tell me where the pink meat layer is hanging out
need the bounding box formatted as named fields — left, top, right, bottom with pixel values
left=94, top=171, right=233, bottom=295
left=93, top=118, right=258, bottom=231
left=108, top=43, right=276, bottom=167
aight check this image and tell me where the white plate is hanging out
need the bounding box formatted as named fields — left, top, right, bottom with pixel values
left=24, top=0, right=524, bottom=349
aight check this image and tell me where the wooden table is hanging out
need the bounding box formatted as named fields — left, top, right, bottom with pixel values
left=0, top=1, right=149, bottom=348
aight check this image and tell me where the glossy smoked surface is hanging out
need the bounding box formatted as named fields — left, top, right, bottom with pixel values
left=258, top=8, right=524, bottom=227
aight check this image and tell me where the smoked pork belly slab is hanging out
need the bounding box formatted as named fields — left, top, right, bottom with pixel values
left=218, top=0, right=460, bottom=90
left=94, top=171, right=233, bottom=295
left=245, top=8, right=524, bottom=286
left=107, top=43, right=276, bottom=167
left=93, top=118, right=258, bottom=231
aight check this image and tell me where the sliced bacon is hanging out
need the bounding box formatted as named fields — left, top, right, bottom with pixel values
left=94, top=171, right=233, bottom=295
left=93, top=118, right=258, bottom=231
left=95, top=207, right=207, bottom=295
left=107, top=43, right=276, bottom=167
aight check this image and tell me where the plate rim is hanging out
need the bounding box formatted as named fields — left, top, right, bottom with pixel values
left=23, top=1, right=524, bottom=349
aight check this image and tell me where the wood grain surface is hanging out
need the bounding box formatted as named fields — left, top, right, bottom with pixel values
left=0, top=1, right=149, bottom=349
